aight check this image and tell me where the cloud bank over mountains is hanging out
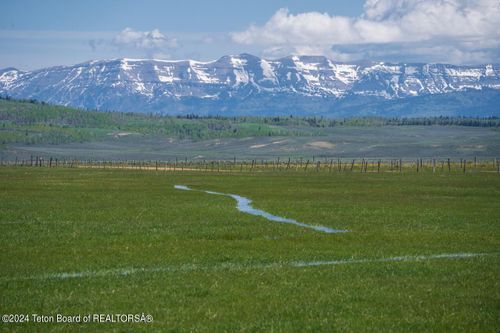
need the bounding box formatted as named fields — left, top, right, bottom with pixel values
left=231, top=0, right=500, bottom=64
left=113, top=28, right=178, bottom=50
left=1, top=0, right=498, bottom=70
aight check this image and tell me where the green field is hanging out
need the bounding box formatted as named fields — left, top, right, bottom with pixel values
left=5, top=125, right=500, bottom=161
left=1, top=167, right=499, bottom=332
left=2, top=98, right=500, bottom=161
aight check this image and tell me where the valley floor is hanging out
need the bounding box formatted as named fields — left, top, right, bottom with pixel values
left=2, top=126, right=499, bottom=161
left=0, top=167, right=499, bottom=332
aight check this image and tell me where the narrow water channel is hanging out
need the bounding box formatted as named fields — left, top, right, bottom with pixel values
left=174, top=185, right=348, bottom=234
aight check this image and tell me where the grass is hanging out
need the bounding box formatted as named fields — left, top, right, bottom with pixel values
left=2, top=97, right=500, bottom=159
left=4, top=125, right=500, bottom=161
left=0, top=167, right=499, bottom=332
left=2, top=98, right=500, bottom=163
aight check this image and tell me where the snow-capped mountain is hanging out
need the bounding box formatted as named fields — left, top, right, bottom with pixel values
left=1, top=54, right=499, bottom=116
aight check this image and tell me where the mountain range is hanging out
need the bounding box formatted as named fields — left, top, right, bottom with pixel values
left=1, top=54, right=499, bottom=117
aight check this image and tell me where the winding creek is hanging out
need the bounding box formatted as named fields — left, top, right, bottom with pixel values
left=174, top=185, right=348, bottom=234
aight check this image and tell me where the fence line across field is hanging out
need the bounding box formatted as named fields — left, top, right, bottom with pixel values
left=1, top=156, right=499, bottom=174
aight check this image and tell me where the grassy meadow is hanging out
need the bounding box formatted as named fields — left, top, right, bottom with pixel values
left=0, top=167, right=499, bottom=332
left=2, top=98, right=500, bottom=161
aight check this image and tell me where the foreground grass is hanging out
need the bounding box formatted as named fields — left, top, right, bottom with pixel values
left=0, top=167, right=499, bottom=332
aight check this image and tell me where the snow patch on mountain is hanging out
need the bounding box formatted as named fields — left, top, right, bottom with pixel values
left=230, top=56, right=249, bottom=85
left=260, top=59, right=277, bottom=84
left=0, top=69, right=21, bottom=89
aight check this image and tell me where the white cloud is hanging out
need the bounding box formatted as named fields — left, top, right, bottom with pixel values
left=113, top=28, right=178, bottom=50
left=231, top=0, right=500, bottom=63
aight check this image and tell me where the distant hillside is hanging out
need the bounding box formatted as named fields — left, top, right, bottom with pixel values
left=0, top=97, right=498, bottom=148
left=329, top=88, right=500, bottom=118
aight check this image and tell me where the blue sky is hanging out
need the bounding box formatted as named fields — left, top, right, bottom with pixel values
left=1, top=0, right=498, bottom=70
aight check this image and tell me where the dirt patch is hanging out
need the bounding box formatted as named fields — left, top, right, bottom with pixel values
left=308, top=141, right=336, bottom=149
left=250, top=143, right=270, bottom=149
left=108, top=131, right=137, bottom=138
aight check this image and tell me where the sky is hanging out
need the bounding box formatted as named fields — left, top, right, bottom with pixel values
left=1, top=0, right=499, bottom=70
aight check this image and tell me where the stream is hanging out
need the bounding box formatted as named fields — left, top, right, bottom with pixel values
left=174, top=185, right=348, bottom=234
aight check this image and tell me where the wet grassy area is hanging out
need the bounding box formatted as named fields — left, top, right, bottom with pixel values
left=1, top=167, right=499, bottom=332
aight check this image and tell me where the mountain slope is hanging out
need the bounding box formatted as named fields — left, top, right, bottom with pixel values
left=1, top=54, right=499, bottom=116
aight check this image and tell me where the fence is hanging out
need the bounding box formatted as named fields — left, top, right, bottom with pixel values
left=1, top=156, right=499, bottom=174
